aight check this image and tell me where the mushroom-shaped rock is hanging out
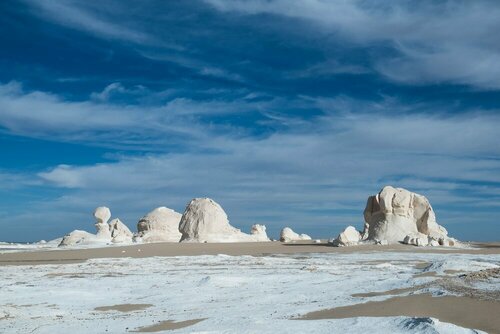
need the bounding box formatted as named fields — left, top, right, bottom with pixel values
left=280, top=227, right=312, bottom=242
left=135, top=207, right=182, bottom=243
left=94, top=206, right=111, bottom=224
left=94, top=206, right=112, bottom=240
left=179, top=198, right=269, bottom=243
left=59, top=206, right=114, bottom=246
left=109, top=218, right=133, bottom=243
left=329, top=226, right=361, bottom=247
left=362, top=186, right=455, bottom=245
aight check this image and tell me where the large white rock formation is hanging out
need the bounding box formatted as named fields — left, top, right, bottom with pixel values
left=58, top=230, right=98, bottom=247
left=59, top=207, right=133, bottom=246
left=330, top=186, right=457, bottom=247
left=179, top=198, right=269, bottom=243
left=279, top=227, right=312, bottom=242
left=135, top=207, right=182, bottom=243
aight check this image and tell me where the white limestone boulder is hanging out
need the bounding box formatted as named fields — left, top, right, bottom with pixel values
left=109, top=218, right=133, bottom=243
left=329, top=226, right=361, bottom=246
left=135, top=207, right=182, bottom=243
left=280, top=227, right=312, bottom=242
left=402, top=234, right=457, bottom=247
left=402, top=233, right=429, bottom=247
left=179, top=198, right=269, bottom=243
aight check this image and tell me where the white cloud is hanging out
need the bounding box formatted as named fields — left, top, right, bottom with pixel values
left=0, top=81, right=244, bottom=148
left=204, top=0, right=500, bottom=89
left=1, top=82, right=500, bottom=240
left=23, top=0, right=153, bottom=44
left=34, top=106, right=500, bottom=237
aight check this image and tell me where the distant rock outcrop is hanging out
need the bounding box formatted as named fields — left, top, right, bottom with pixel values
left=59, top=207, right=132, bottom=246
left=330, top=186, right=458, bottom=247
left=329, top=226, right=361, bottom=246
left=249, top=224, right=270, bottom=241
left=58, top=230, right=98, bottom=247
left=279, top=227, right=312, bottom=242
left=135, top=207, right=182, bottom=243
left=179, top=198, right=270, bottom=243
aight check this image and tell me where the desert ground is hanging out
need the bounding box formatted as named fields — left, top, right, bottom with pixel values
left=1, top=241, right=499, bottom=333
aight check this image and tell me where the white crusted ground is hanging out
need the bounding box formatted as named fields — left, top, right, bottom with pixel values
left=1, top=252, right=498, bottom=333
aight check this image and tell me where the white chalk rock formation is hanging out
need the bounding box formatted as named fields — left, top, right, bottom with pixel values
left=329, top=226, right=361, bottom=246
left=362, top=186, right=456, bottom=246
left=135, top=207, right=182, bottom=243
left=109, top=218, right=133, bottom=243
left=249, top=224, right=270, bottom=241
left=179, top=198, right=269, bottom=243
left=94, top=206, right=112, bottom=240
left=58, top=230, right=98, bottom=247
left=280, top=227, right=312, bottom=242
left=59, top=206, right=131, bottom=246
left=94, top=206, right=111, bottom=224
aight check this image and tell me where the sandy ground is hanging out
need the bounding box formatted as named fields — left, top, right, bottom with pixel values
left=299, top=294, right=500, bottom=334
left=1, top=241, right=499, bottom=266
left=1, top=241, right=499, bottom=333
left=132, top=319, right=206, bottom=332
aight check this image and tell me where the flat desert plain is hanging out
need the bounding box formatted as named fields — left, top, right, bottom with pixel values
left=1, top=242, right=499, bottom=333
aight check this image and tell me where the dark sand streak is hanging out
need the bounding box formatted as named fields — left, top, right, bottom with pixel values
left=132, top=319, right=206, bottom=332
left=94, top=304, right=153, bottom=312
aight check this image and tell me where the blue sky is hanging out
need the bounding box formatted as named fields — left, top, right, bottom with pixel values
left=1, top=0, right=500, bottom=242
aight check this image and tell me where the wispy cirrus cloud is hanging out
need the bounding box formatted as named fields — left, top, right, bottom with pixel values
left=204, top=0, right=500, bottom=89
left=34, top=111, right=500, bottom=241
left=22, top=0, right=153, bottom=44
left=22, top=0, right=500, bottom=90
left=1, top=82, right=498, bottom=241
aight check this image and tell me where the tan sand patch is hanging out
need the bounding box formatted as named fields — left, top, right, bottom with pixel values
left=298, top=294, right=500, bottom=334
left=94, top=304, right=153, bottom=312
left=351, top=286, right=421, bottom=298
left=413, top=271, right=440, bottom=278
left=414, top=262, right=432, bottom=270
left=45, top=272, right=92, bottom=278
left=133, top=318, right=206, bottom=332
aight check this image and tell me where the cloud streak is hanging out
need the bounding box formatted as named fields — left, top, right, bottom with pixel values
left=22, top=0, right=153, bottom=44
left=204, top=0, right=500, bottom=89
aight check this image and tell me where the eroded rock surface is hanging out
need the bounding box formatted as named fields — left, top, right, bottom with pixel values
left=179, top=198, right=269, bottom=243
left=280, top=227, right=312, bottom=242
left=109, top=218, right=133, bottom=243
left=330, top=186, right=458, bottom=247
left=135, top=207, right=182, bottom=243
left=59, top=207, right=132, bottom=246
left=329, top=226, right=361, bottom=247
